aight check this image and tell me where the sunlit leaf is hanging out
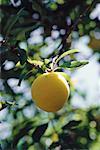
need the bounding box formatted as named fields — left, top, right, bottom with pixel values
left=0, top=102, right=7, bottom=111
left=27, top=58, right=44, bottom=67
left=56, top=49, right=79, bottom=64
left=51, top=133, right=59, bottom=142
left=59, top=60, right=89, bottom=69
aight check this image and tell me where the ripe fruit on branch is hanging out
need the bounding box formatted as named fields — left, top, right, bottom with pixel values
left=31, top=72, right=70, bottom=112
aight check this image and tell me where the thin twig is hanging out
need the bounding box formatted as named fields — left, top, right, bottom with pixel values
left=66, top=0, right=96, bottom=39
left=59, top=1, right=96, bottom=54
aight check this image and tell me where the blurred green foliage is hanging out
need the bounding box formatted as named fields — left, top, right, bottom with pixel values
left=0, top=0, right=100, bottom=150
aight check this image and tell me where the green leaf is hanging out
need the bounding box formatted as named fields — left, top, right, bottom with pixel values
left=27, top=58, right=44, bottom=67
left=49, top=142, right=60, bottom=149
left=56, top=49, right=79, bottom=64
left=3, top=81, right=15, bottom=96
left=18, top=57, right=44, bottom=86
left=60, top=60, right=89, bottom=69
left=0, top=100, right=17, bottom=111
left=44, top=59, right=51, bottom=65
left=62, top=120, right=82, bottom=130
left=18, top=69, right=33, bottom=86
left=12, top=122, right=33, bottom=146
left=18, top=48, right=27, bottom=65
left=0, top=103, right=7, bottom=111
left=18, top=72, right=26, bottom=86
left=5, top=8, right=24, bottom=36
left=32, top=123, right=48, bottom=143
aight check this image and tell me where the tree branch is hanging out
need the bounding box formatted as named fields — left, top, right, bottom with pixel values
left=0, top=68, right=21, bottom=80
left=58, top=0, right=96, bottom=55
